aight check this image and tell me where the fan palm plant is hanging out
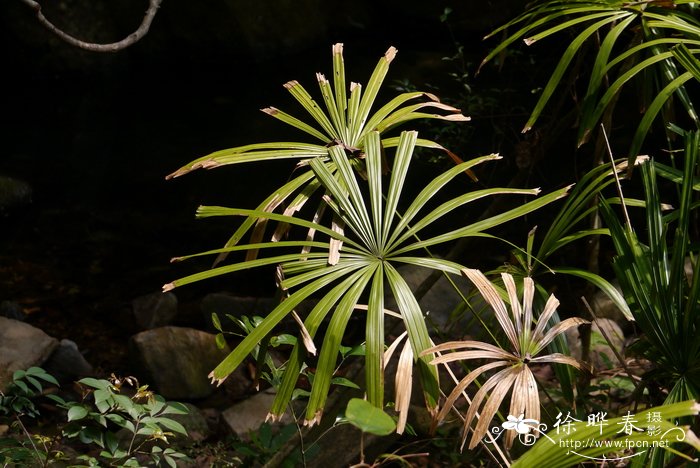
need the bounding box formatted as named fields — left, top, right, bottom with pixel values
left=600, top=128, right=700, bottom=404
left=164, top=130, right=570, bottom=427
left=482, top=0, right=700, bottom=163
left=166, top=43, right=470, bottom=265
left=424, top=269, right=590, bottom=450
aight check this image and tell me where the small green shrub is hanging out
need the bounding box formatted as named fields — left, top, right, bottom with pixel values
left=0, top=367, right=190, bottom=467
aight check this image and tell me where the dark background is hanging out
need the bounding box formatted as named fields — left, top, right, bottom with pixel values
left=0, top=0, right=548, bottom=374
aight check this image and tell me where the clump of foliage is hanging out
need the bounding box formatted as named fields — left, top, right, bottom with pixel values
left=482, top=0, right=700, bottom=162
left=0, top=367, right=190, bottom=467
left=165, top=43, right=568, bottom=433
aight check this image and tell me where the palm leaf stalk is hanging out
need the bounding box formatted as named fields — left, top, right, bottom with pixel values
left=164, top=131, right=571, bottom=429
left=423, top=269, right=590, bottom=450
left=481, top=1, right=700, bottom=163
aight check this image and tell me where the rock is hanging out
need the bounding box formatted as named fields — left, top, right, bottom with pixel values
left=221, top=365, right=256, bottom=401
left=221, top=388, right=293, bottom=439
left=42, top=339, right=94, bottom=385
left=0, top=301, right=26, bottom=321
left=132, top=291, right=178, bottom=330
left=0, top=317, right=59, bottom=391
left=566, top=318, right=625, bottom=372
left=128, top=326, right=231, bottom=400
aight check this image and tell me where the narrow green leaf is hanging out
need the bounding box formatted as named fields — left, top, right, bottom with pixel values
left=480, top=6, right=616, bottom=73
left=317, top=74, right=344, bottom=139
left=381, top=131, right=417, bottom=247
left=512, top=400, right=700, bottom=468
left=165, top=252, right=329, bottom=291
left=331, top=377, right=361, bottom=390
left=389, top=187, right=541, bottom=251
left=261, top=107, right=330, bottom=142
left=332, top=44, right=348, bottom=138
left=305, top=265, right=375, bottom=424
left=173, top=240, right=330, bottom=263
left=392, top=185, right=571, bottom=255
left=524, top=10, right=627, bottom=45
left=361, top=92, right=436, bottom=137
left=309, top=154, right=375, bottom=250
left=350, top=47, right=396, bottom=144
left=365, top=131, right=384, bottom=248
left=326, top=145, right=376, bottom=250
left=195, top=206, right=360, bottom=248
left=210, top=267, right=363, bottom=384
left=672, top=43, right=700, bottom=82
left=366, top=264, right=385, bottom=408
left=387, top=155, right=500, bottom=248
left=628, top=72, right=693, bottom=163
left=385, top=263, right=439, bottom=409
left=554, top=266, right=633, bottom=321
left=347, top=82, right=362, bottom=142
left=284, top=80, right=339, bottom=140
left=524, top=13, right=629, bottom=132
left=269, top=269, right=369, bottom=418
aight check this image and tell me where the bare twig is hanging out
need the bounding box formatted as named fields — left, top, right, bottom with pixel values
left=19, top=0, right=162, bottom=52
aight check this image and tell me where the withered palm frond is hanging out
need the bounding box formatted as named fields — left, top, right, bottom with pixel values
left=424, top=269, right=591, bottom=451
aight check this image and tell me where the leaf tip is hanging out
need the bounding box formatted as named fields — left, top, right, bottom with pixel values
left=207, top=371, right=226, bottom=387
left=261, top=106, right=279, bottom=115
left=304, top=411, right=323, bottom=427
left=162, top=282, right=175, bottom=292
left=283, top=80, right=299, bottom=90
left=446, top=114, right=471, bottom=121
left=385, top=46, right=398, bottom=62
left=165, top=167, right=190, bottom=179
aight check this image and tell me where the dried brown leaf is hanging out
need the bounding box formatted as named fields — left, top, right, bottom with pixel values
left=436, top=360, right=509, bottom=424
left=395, top=341, right=414, bottom=434
left=501, top=273, right=522, bottom=337
left=430, top=350, right=514, bottom=365
left=464, top=367, right=518, bottom=450
left=462, top=269, right=519, bottom=349
left=534, top=317, right=589, bottom=355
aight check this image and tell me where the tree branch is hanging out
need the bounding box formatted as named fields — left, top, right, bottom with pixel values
left=19, top=0, right=163, bottom=52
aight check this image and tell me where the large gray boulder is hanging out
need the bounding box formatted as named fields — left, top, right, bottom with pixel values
left=221, top=388, right=294, bottom=439
left=132, top=291, right=178, bottom=330
left=128, top=326, right=231, bottom=400
left=0, top=317, right=59, bottom=391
